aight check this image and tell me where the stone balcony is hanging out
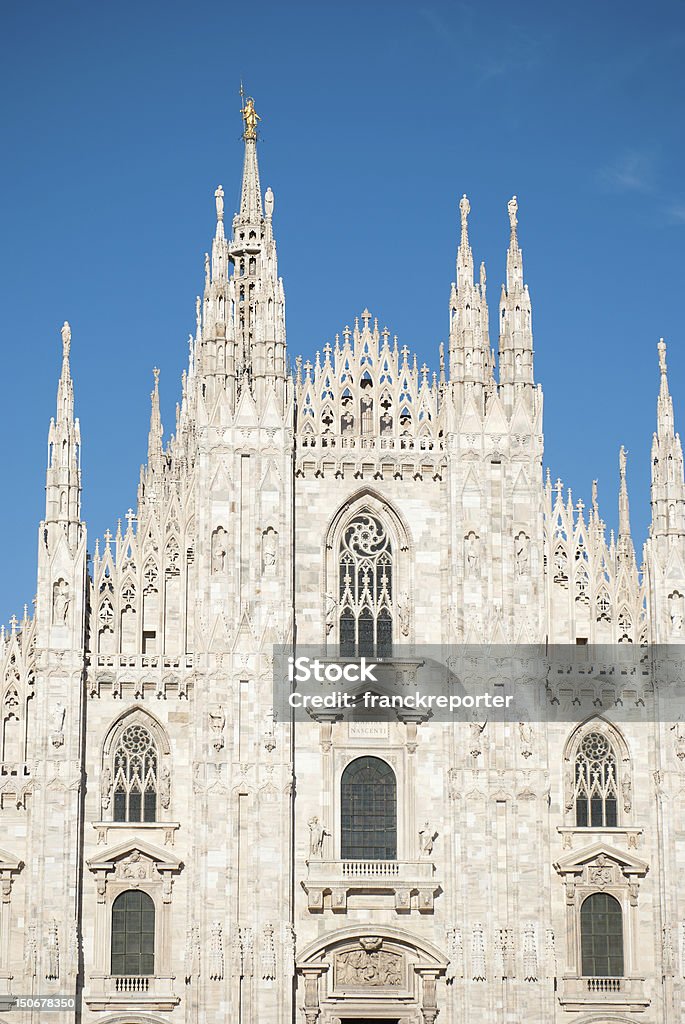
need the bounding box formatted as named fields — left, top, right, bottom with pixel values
left=85, top=974, right=179, bottom=1011
left=303, top=858, right=441, bottom=912
left=558, top=976, right=649, bottom=1012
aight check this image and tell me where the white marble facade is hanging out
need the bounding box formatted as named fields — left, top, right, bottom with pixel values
left=2, top=105, right=685, bottom=1024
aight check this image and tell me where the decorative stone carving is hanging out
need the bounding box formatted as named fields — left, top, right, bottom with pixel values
left=101, top=765, right=112, bottom=810
left=24, top=923, right=37, bottom=977
left=446, top=926, right=464, bottom=979
left=46, top=919, right=59, bottom=980
left=50, top=701, right=66, bottom=747
left=335, top=944, right=403, bottom=987
left=518, top=721, right=533, bottom=758
left=588, top=854, right=614, bottom=888
left=117, top=850, right=152, bottom=880
left=622, top=773, right=632, bottom=812
left=471, top=923, right=486, bottom=980
left=184, top=924, right=200, bottom=981
left=209, top=921, right=224, bottom=980
left=522, top=922, right=537, bottom=981
left=261, top=923, right=276, bottom=980
left=669, top=591, right=684, bottom=636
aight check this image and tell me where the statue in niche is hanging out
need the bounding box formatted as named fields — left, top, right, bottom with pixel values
left=209, top=705, right=225, bottom=751
left=671, top=720, right=685, bottom=763
left=211, top=528, right=227, bottom=574
left=469, top=718, right=487, bottom=757
left=262, top=528, right=277, bottom=574
left=464, top=532, right=480, bottom=577
left=515, top=532, right=530, bottom=575
left=53, top=579, right=70, bottom=625
left=308, top=816, right=328, bottom=858
left=50, top=702, right=66, bottom=743
left=419, top=821, right=437, bottom=857
left=669, top=592, right=684, bottom=636
left=518, top=721, right=534, bottom=757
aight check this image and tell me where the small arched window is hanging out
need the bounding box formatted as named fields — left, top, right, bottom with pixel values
left=113, top=725, right=158, bottom=823
left=574, top=732, right=618, bottom=827
left=580, top=892, right=623, bottom=977
left=339, top=514, right=393, bottom=658
left=111, top=890, right=155, bottom=976
left=341, top=756, right=397, bottom=860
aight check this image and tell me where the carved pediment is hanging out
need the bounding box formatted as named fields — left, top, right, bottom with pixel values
left=0, top=847, right=23, bottom=872
left=554, top=841, right=648, bottom=881
left=87, top=837, right=182, bottom=875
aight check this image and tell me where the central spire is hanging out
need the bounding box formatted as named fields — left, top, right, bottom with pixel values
left=237, top=94, right=263, bottom=224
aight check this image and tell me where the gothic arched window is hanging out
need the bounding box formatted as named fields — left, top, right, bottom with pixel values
left=574, top=732, right=618, bottom=827
left=341, top=756, right=397, bottom=860
left=113, top=725, right=158, bottom=823
left=111, top=890, right=155, bottom=976
left=339, top=514, right=393, bottom=658
left=580, top=893, right=623, bottom=977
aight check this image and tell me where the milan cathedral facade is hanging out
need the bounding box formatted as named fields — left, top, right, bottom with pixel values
left=1, top=103, right=685, bottom=1024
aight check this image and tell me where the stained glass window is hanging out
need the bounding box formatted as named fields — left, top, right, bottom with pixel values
left=574, top=732, right=618, bottom=827
left=339, top=514, right=393, bottom=658
left=113, top=724, right=158, bottom=823
left=341, top=756, right=397, bottom=860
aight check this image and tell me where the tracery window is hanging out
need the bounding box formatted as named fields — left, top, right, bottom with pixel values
left=113, top=725, right=158, bottom=823
left=580, top=892, right=624, bottom=977
left=341, top=756, right=397, bottom=860
left=574, top=732, right=618, bottom=827
left=111, top=890, right=155, bottom=976
left=339, top=514, right=393, bottom=658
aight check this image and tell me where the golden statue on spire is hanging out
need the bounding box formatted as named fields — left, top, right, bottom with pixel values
left=240, top=93, right=260, bottom=141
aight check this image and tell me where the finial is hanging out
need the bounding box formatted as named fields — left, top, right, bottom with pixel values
left=658, top=337, right=667, bottom=376
left=592, top=479, right=598, bottom=512
left=240, top=93, right=261, bottom=141
left=204, top=252, right=210, bottom=286
left=459, top=194, right=470, bottom=241
left=61, top=321, right=71, bottom=358
left=439, top=342, right=445, bottom=372
left=361, top=308, right=372, bottom=329
left=214, top=185, right=224, bottom=222
left=508, top=195, right=518, bottom=239
left=153, top=367, right=160, bottom=387
left=479, top=261, right=486, bottom=290
left=619, top=444, right=627, bottom=479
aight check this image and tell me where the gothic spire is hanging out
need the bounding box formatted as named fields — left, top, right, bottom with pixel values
left=236, top=95, right=263, bottom=224
left=650, top=337, right=685, bottom=541
left=617, top=444, right=636, bottom=569
left=147, top=367, right=163, bottom=462
left=499, top=196, right=534, bottom=388
left=45, top=321, right=82, bottom=541
left=448, top=195, right=490, bottom=383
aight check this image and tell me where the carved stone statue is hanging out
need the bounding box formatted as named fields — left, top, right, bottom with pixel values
left=101, top=766, right=112, bottom=810
left=515, top=532, right=529, bottom=576
left=53, top=579, right=70, bottom=625
left=214, top=184, right=224, bottom=222
left=50, top=702, right=66, bottom=747
left=419, top=821, right=437, bottom=857
left=508, top=195, right=518, bottom=233
left=470, top=719, right=487, bottom=757
left=621, top=773, right=632, bottom=813
left=324, top=592, right=337, bottom=635
left=669, top=592, right=684, bottom=636
left=518, top=721, right=533, bottom=757
left=61, top=321, right=71, bottom=357
left=262, top=528, right=278, bottom=574
left=398, top=592, right=410, bottom=637
left=211, top=528, right=227, bottom=574
left=308, top=816, right=327, bottom=858
left=465, top=533, right=480, bottom=577
left=209, top=705, right=225, bottom=751
left=265, top=186, right=274, bottom=220
left=159, top=765, right=171, bottom=810
left=459, top=194, right=470, bottom=233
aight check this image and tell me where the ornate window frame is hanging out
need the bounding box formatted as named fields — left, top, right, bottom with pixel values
left=563, top=718, right=632, bottom=829
left=100, top=709, right=171, bottom=823
left=322, top=489, right=413, bottom=649
left=85, top=838, right=182, bottom=1011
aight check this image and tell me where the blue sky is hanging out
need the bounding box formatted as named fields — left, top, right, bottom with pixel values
left=1, top=0, right=684, bottom=625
